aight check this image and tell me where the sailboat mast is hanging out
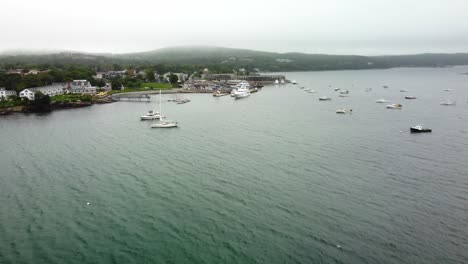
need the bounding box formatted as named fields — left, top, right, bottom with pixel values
left=159, top=89, right=162, bottom=117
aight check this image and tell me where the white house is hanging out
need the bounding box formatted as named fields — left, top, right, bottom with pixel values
left=68, top=80, right=96, bottom=95
left=0, top=88, right=17, bottom=98
left=19, top=83, right=65, bottom=100
left=19, top=88, right=37, bottom=100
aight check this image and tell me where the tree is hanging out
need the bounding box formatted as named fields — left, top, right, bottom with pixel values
left=145, top=69, right=155, bottom=82
left=111, top=77, right=123, bottom=90
left=168, top=74, right=178, bottom=85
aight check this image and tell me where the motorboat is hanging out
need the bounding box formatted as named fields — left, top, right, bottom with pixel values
left=440, top=100, right=456, bottom=105
left=339, top=90, right=349, bottom=94
left=230, top=89, right=237, bottom=97
left=291, top=80, right=297, bottom=85
left=300, top=86, right=305, bottom=89
left=304, top=88, right=311, bottom=91
left=141, top=110, right=165, bottom=120
left=280, top=79, right=285, bottom=85
left=376, top=98, right=389, bottom=103
left=334, top=88, right=340, bottom=91
left=319, top=96, right=331, bottom=101
left=383, top=85, right=389, bottom=88
left=443, top=88, right=454, bottom=91
left=151, top=89, right=178, bottom=128
left=151, top=119, right=178, bottom=128
left=336, top=109, right=346, bottom=114
left=338, top=94, right=349, bottom=97
left=405, top=96, right=417, bottom=99
left=233, top=82, right=251, bottom=99
left=308, top=90, right=316, bottom=93
left=410, top=125, right=432, bottom=133
left=400, top=89, right=408, bottom=92
left=386, top=103, right=402, bottom=109
left=274, top=79, right=279, bottom=85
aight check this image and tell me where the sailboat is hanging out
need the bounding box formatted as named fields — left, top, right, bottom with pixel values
left=140, top=97, right=165, bottom=120
left=151, top=90, right=178, bottom=128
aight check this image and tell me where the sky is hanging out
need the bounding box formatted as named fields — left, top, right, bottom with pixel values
left=2, top=0, right=468, bottom=55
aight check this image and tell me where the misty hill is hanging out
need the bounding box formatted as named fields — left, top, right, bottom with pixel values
left=1, top=46, right=468, bottom=72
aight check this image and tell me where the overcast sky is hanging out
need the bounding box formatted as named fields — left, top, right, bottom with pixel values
left=2, top=0, right=468, bottom=55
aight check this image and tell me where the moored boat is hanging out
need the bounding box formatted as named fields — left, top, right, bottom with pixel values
left=440, top=100, right=456, bottom=105
left=405, top=96, right=417, bottom=99
left=410, top=125, right=432, bottom=133
left=319, top=96, right=331, bottom=101
left=140, top=110, right=165, bottom=120
left=386, top=103, right=402, bottom=109
left=336, top=109, right=346, bottom=114
left=376, top=98, right=388, bottom=103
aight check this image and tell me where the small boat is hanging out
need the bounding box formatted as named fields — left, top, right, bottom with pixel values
left=291, top=80, right=297, bottom=85
left=440, top=100, right=456, bottom=105
left=405, top=96, right=417, bottom=99
left=410, top=125, right=432, bottom=133
left=386, top=103, right=402, bottom=109
left=140, top=110, right=165, bottom=120
left=308, top=90, right=316, bottom=93
left=300, top=86, right=305, bottom=89
left=376, top=98, right=389, bottom=103
left=334, top=88, right=340, bottom=91
left=338, top=94, right=349, bottom=97
left=336, top=109, right=346, bottom=114
left=443, top=88, right=454, bottom=91
left=400, top=89, right=408, bottom=92
left=304, top=88, right=311, bottom=92
left=339, top=90, right=349, bottom=94
left=280, top=79, right=285, bottom=85
left=365, top=88, right=373, bottom=92
left=319, top=96, right=331, bottom=101
left=383, top=85, right=389, bottom=88
left=151, top=90, right=178, bottom=128
left=274, top=79, right=279, bottom=85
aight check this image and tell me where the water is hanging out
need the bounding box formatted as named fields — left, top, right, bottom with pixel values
left=1, top=67, right=468, bottom=264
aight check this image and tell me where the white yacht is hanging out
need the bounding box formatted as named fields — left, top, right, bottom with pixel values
left=233, top=82, right=251, bottom=99
left=151, top=90, right=178, bottom=128
left=440, top=100, right=456, bottom=105
left=141, top=110, right=165, bottom=120
left=386, top=103, right=402, bottom=109
left=376, top=98, right=389, bottom=103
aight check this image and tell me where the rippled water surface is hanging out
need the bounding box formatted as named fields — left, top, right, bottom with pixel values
left=1, top=67, right=468, bottom=264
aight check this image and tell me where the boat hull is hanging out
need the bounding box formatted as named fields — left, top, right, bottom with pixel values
left=151, top=123, right=178, bottom=128
left=410, top=128, right=431, bottom=133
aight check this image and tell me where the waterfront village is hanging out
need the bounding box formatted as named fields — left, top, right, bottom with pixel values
left=0, top=67, right=287, bottom=114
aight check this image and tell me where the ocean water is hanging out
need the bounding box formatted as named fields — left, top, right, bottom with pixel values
left=1, top=67, right=468, bottom=264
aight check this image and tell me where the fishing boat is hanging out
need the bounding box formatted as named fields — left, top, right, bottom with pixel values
left=405, top=96, right=417, bottom=99
left=319, top=96, right=331, bottom=101
left=151, top=90, right=178, bottom=128
left=376, top=98, right=389, bottom=103
left=386, top=103, right=402, bottom=109
left=410, top=125, right=432, bottom=133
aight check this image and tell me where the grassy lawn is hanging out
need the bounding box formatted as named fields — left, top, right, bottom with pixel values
left=51, top=94, right=92, bottom=102
left=109, top=83, right=173, bottom=95
left=0, top=100, right=23, bottom=108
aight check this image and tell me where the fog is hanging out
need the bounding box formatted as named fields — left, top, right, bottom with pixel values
left=2, top=0, right=468, bottom=55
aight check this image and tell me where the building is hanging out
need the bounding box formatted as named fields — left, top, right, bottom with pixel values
left=0, top=88, right=17, bottom=98
left=19, top=83, right=66, bottom=100
left=68, top=80, right=96, bottom=94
